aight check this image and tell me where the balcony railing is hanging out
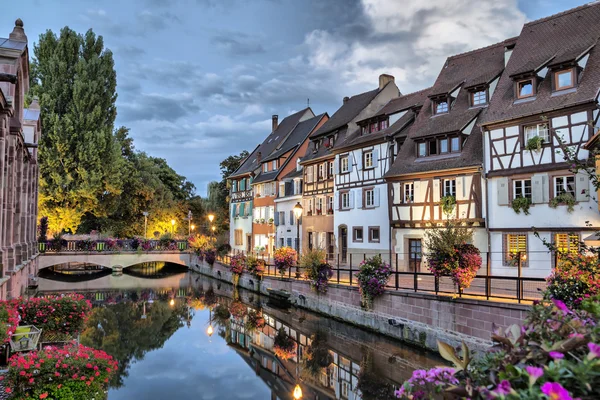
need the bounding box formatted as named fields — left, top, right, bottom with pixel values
left=39, top=239, right=189, bottom=254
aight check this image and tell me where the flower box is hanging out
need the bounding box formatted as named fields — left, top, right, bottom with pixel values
left=10, top=325, right=41, bottom=352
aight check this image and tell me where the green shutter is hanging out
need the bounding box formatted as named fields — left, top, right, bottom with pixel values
left=240, top=203, right=245, bottom=216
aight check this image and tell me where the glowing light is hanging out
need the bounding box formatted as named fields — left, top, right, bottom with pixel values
left=169, top=299, right=175, bottom=306
left=207, top=324, right=214, bottom=337
left=191, top=224, right=195, bottom=231
left=293, top=202, right=303, bottom=219
left=211, top=226, right=216, bottom=232
left=208, top=214, right=215, bottom=223
left=293, top=384, right=302, bottom=399
left=171, top=219, right=175, bottom=226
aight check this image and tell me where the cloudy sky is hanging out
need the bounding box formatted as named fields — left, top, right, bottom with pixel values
left=1, top=0, right=587, bottom=195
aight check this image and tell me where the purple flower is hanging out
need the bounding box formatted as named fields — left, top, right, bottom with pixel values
left=552, top=299, right=571, bottom=315
left=549, top=351, right=564, bottom=360
left=526, top=366, right=544, bottom=385
left=494, top=380, right=512, bottom=395
left=540, top=382, right=573, bottom=400
left=587, top=342, right=600, bottom=359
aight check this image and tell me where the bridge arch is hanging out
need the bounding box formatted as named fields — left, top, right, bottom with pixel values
left=38, top=252, right=191, bottom=270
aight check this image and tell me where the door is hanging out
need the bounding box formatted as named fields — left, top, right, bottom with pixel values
left=308, top=232, right=313, bottom=251
left=340, top=227, right=348, bottom=263
left=327, top=232, right=335, bottom=260
left=408, top=239, right=422, bottom=272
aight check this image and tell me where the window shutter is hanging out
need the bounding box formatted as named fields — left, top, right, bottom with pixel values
left=274, top=211, right=279, bottom=226
left=248, top=201, right=253, bottom=215
left=240, top=180, right=245, bottom=191
left=334, top=155, right=340, bottom=175
left=289, top=211, right=294, bottom=225
left=356, top=190, right=363, bottom=209
left=240, top=203, right=245, bottom=216
left=456, top=176, right=464, bottom=201
left=531, top=174, right=548, bottom=204
left=497, top=177, right=509, bottom=205
left=348, top=156, right=354, bottom=172
left=433, top=180, right=441, bottom=203
left=373, top=148, right=379, bottom=168
left=231, top=205, right=236, bottom=218
left=355, top=153, right=362, bottom=171
left=349, top=190, right=355, bottom=209
left=575, top=171, right=590, bottom=202
left=374, top=187, right=380, bottom=207
left=334, top=192, right=340, bottom=210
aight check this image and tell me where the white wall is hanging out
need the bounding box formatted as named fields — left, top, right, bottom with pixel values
left=274, top=195, right=302, bottom=250
left=230, top=203, right=253, bottom=252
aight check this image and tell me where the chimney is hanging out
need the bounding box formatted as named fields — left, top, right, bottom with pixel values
left=29, top=96, right=40, bottom=110
left=379, top=74, right=395, bottom=90
left=257, top=151, right=262, bottom=163
left=9, top=19, right=27, bottom=42
left=272, top=115, right=278, bottom=132
left=343, top=96, right=349, bottom=104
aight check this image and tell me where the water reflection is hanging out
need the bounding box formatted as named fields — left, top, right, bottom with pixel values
left=38, top=266, right=442, bottom=399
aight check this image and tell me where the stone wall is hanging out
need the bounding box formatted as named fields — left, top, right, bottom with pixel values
left=190, top=256, right=530, bottom=352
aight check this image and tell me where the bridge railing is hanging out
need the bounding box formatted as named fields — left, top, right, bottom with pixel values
left=39, top=239, right=189, bottom=254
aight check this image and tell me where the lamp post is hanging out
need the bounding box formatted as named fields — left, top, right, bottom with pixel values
left=171, top=219, right=176, bottom=235
left=187, top=210, right=193, bottom=236
left=207, top=308, right=214, bottom=337
left=293, top=202, right=303, bottom=253
left=142, top=211, right=149, bottom=238
left=191, top=224, right=196, bottom=236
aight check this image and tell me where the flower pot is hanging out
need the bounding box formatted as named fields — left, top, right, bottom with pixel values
left=361, top=294, right=374, bottom=311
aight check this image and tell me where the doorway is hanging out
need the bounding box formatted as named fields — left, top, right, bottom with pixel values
left=308, top=232, right=313, bottom=251
left=408, top=239, right=422, bottom=272
left=340, top=227, right=348, bottom=263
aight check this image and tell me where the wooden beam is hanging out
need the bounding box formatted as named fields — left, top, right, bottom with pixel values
left=0, top=73, right=17, bottom=84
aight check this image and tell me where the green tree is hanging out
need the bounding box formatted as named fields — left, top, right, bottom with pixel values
left=32, top=27, right=123, bottom=234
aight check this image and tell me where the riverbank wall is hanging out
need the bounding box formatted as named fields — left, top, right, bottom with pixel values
left=190, top=257, right=529, bottom=352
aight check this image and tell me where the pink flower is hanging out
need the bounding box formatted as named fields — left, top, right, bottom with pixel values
left=548, top=351, right=564, bottom=360
left=494, top=380, right=512, bottom=395
left=587, top=342, right=600, bottom=359
left=552, top=299, right=571, bottom=315
left=526, top=366, right=544, bottom=385
left=540, top=382, right=573, bottom=400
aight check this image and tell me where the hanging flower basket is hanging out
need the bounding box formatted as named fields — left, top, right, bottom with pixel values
left=244, top=310, right=266, bottom=333
left=273, top=327, right=296, bottom=360
left=274, top=247, right=297, bottom=277
left=300, top=249, right=333, bottom=294
left=355, top=255, right=391, bottom=311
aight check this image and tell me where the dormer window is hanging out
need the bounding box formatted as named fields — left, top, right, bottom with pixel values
left=517, top=79, right=535, bottom=99
left=370, top=122, right=378, bottom=133
left=434, top=99, right=449, bottom=115
left=362, top=126, right=368, bottom=135
left=417, top=136, right=462, bottom=157
left=554, top=68, right=575, bottom=91
left=272, top=160, right=277, bottom=170
left=263, top=164, right=268, bottom=173
left=379, top=120, right=388, bottom=130
left=471, top=90, right=487, bottom=106
left=418, top=143, right=427, bottom=157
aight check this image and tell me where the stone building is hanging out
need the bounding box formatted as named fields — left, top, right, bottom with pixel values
left=0, top=20, right=41, bottom=299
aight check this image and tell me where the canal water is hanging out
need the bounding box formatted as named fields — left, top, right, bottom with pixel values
left=37, top=263, right=442, bottom=400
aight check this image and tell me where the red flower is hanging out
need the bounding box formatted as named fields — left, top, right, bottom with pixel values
left=39, top=392, right=48, bottom=399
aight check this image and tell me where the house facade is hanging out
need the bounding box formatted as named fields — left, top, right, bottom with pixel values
left=274, top=168, right=303, bottom=251
left=0, top=20, right=41, bottom=299
left=385, top=39, right=514, bottom=272
left=301, top=74, right=398, bottom=260
left=480, top=3, right=600, bottom=277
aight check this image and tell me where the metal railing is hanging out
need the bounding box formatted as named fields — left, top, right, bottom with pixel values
left=39, top=239, right=189, bottom=254
left=217, top=250, right=552, bottom=303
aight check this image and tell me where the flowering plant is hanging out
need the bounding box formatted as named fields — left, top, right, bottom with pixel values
left=6, top=343, right=118, bottom=399
left=273, top=327, right=296, bottom=360
left=0, top=302, right=20, bottom=344
left=204, top=249, right=217, bottom=266
left=12, top=295, right=92, bottom=337
left=105, top=238, right=121, bottom=251
left=229, top=254, right=246, bottom=276
left=228, top=301, right=247, bottom=319
left=301, top=332, right=332, bottom=377
left=273, top=247, right=297, bottom=276
left=355, top=255, right=391, bottom=309
left=246, top=256, right=266, bottom=278
left=396, top=295, right=600, bottom=399
left=427, top=243, right=482, bottom=290
left=300, top=249, right=333, bottom=293
left=546, top=253, right=599, bottom=307
left=244, top=310, right=265, bottom=332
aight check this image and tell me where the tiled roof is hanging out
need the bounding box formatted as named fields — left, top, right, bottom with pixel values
left=0, top=37, right=26, bottom=51
left=300, top=126, right=348, bottom=164
left=229, top=108, right=313, bottom=178
left=482, top=2, right=600, bottom=125
left=311, top=88, right=381, bottom=138
left=262, top=113, right=327, bottom=162
left=367, top=87, right=430, bottom=120
left=281, top=168, right=302, bottom=180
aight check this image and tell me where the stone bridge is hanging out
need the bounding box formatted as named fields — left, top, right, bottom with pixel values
left=38, top=251, right=193, bottom=270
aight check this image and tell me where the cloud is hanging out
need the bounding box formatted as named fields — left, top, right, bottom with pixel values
left=81, top=9, right=180, bottom=36
left=211, top=32, right=266, bottom=56
left=118, top=93, right=200, bottom=122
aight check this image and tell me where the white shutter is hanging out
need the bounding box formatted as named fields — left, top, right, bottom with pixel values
left=356, top=190, right=363, bottom=209
left=374, top=187, right=380, bottom=207
left=373, top=148, right=379, bottom=168
left=393, top=183, right=400, bottom=204
left=498, top=177, right=510, bottom=205
left=531, top=174, right=548, bottom=204
left=349, top=190, right=355, bottom=209
left=355, top=152, right=362, bottom=171
left=334, top=192, right=340, bottom=210
left=334, top=155, right=340, bottom=175
left=433, top=180, right=441, bottom=203
left=456, top=176, right=464, bottom=201
left=348, top=155, right=354, bottom=172
left=576, top=171, right=590, bottom=202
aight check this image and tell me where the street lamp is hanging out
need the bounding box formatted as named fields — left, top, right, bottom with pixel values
left=207, top=308, right=214, bottom=337
left=293, top=202, right=303, bottom=253
left=187, top=210, right=193, bottom=236
left=208, top=214, right=215, bottom=223
left=171, top=219, right=175, bottom=235
left=191, top=224, right=195, bottom=234
left=142, top=211, right=149, bottom=238
left=169, top=298, right=175, bottom=307
left=293, top=384, right=303, bottom=400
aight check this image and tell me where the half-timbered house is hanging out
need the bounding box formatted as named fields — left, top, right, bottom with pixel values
left=301, top=74, right=398, bottom=260
left=480, top=3, right=600, bottom=277
left=385, top=39, right=514, bottom=271
left=274, top=168, right=303, bottom=251
left=332, top=88, right=427, bottom=263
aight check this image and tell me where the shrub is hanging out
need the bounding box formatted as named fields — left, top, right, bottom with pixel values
left=38, top=217, right=49, bottom=242
left=427, top=243, right=482, bottom=290
left=13, top=295, right=92, bottom=337
left=204, top=249, right=216, bottom=266
left=440, top=195, right=456, bottom=216
left=525, top=136, right=544, bottom=152
left=0, top=302, right=20, bottom=344
left=273, top=247, right=297, bottom=276
left=355, top=255, right=391, bottom=309
left=273, top=327, right=296, bottom=360
left=301, top=332, right=332, bottom=378
left=300, top=249, right=333, bottom=293
left=229, top=254, right=246, bottom=275
left=6, top=343, right=118, bottom=399
left=546, top=253, right=600, bottom=307
left=246, top=256, right=266, bottom=278
left=228, top=301, right=247, bottom=319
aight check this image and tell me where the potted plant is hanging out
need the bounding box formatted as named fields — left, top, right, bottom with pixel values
left=526, top=136, right=544, bottom=152
left=244, top=309, right=266, bottom=333
left=274, top=247, right=297, bottom=277
left=229, top=254, right=245, bottom=286
left=355, top=255, right=391, bottom=310
left=511, top=196, right=531, bottom=215
left=268, top=218, right=274, bottom=225
left=327, top=208, right=334, bottom=215
left=440, top=195, right=456, bottom=216
left=273, top=327, right=296, bottom=360
left=300, top=249, right=333, bottom=294
left=549, top=192, right=576, bottom=212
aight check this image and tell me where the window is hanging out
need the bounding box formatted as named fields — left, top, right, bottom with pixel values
left=294, top=180, right=302, bottom=195
left=379, top=120, right=388, bottom=130
left=318, top=164, right=325, bottom=180
left=341, top=192, right=350, bottom=209
left=434, top=99, right=449, bottom=114
left=234, top=229, right=243, bottom=246
left=368, top=227, right=380, bottom=243
left=306, top=165, right=314, bottom=183
left=272, top=160, right=277, bottom=170
left=361, top=126, right=368, bottom=135
left=517, top=79, right=534, bottom=99
left=404, top=183, right=414, bottom=203
left=340, top=156, right=349, bottom=173
left=524, top=124, right=549, bottom=142
left=443, top=179, right=456, bottom=197
left=429, top=140, right=438, bottom=156
left=513, top=179, right=532, bottom=200
left=279, top=182, right=285, bottom=197
left=279, top=211, right=285, bottom=225
left=471, top=90, right=487, bottom=106
left=555, top=68, right=574, bottom=90
left=364, top=151, right=373, bottom=169
left=554, top=176, right=575, bottom=197
left=505, top=234, right=527, bottom=265
left=327, top=196, right=333, bottom=213
left=364, top=188, right=375, bottom=208
left=263, top=164, right=268, bottom=173
left=328, top=161, right=334, bottom=178
left=353, top=227, right=363, bottom=242
left=289, top=210, right=294, bottom=225
left=555, top=233, right=579, bottom=255
left=451, top=137, right=460, bottom=152
left=370, top=122, right=378, bottom=133
left=418, top=143, right=427, bottom=157
left=316, top=197, right=324, bottom=214
left=439, top=138, right=449, bottom=153
left=286, top=237, right=292, bottom=247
